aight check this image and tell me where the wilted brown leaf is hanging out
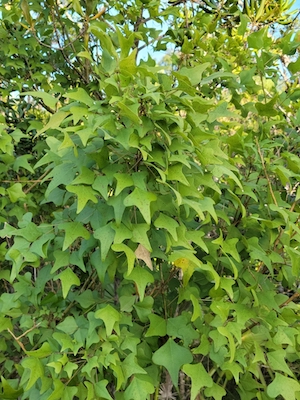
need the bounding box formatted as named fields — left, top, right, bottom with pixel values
left=135, top=243, right=153, bottom=270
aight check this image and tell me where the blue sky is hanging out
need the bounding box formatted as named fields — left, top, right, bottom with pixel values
left=292, top=0, right=300, bottom=12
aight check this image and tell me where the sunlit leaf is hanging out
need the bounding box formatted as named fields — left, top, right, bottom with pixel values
left=152, top=339, right=193, bottom=387
left=53, top=268, right=80, bottom=298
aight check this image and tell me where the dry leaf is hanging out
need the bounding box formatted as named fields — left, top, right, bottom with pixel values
left=135, top=243, right=153, bottom=270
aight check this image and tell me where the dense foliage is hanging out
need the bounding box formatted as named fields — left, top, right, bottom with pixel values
left=0, top=0, right=300, bottom=399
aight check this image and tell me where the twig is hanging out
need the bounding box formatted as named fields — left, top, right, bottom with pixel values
left=279, top=292, right=300, bottom=308
left=7, top=322, right=41, bottom=352
left=24, top=170, right=51, bottom=194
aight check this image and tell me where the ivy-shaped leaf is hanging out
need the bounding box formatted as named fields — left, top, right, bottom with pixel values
left=7, top=183, right=26, bottom=203
left=182, top=363, right=213, bottom=400
left=267, top=373, right=300, bottom=400
left=95, top=305, right=121, bottom=336
left=125, top=265, right=154, bottom=301
left=21, top=357, right=44, bottom=390
left=94, top=223, right=115, bottom=261
left=58, top=222, right=90, bottom=251
left=123, top=188, right=157, bottom=224
left=135, top=243, right=153, bottom=270
left=53, top=267, right=80, bottom=298
left=114, top=173, right=134, bottom=196
left=145, top=314, right=167, bottom=337
left=152, top=338, right=193, bottom=387
left=122, top=353, right=147, bottom=381
left=132, top=224, right=152, bottom=252
left=66, top=185, right=98, bottom=213
left=154, top=213, right=179, bottom=241
left=25, top=342, right=52, bottom=358
left=124, top=375, right=155, bottom=400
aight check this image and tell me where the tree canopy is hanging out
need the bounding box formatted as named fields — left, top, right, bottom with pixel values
left=0, top=0, right=300, bottom=399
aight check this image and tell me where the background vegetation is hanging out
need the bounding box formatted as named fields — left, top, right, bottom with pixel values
left=0, top=0, right=300, bottom=399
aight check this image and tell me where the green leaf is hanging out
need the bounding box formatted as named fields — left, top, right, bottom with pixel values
left=0, top=377, right=23, bottom=399
left=22, top=357, right=44, bottom=390
left=167, top=163, right=190, bottom=186
left=111, top=243, right=135, bottom=274
left=190, top=293, right=202, bottom=322
left=177, top=63, right=210, bottom=86
left=267, top=373, right=300, bottom=400
left=167, top=315, right=198, bottom=345
left=20, top=91, right=58, bottom=110
left=123, top=188, right=157, bottom=225
left=122, top=353, right=147, bottom=381
left=64, top=88, right=95, bottom=107
left=58, top=222, right=90, bottom=251
left=94, top=223, right=115, bottom=261
left=52, top=250, right=70, bottom=273
left=57, top=316, right=78, bottom=335
left=255, top=98, right=278, bottom=117
left=124, top=375, right=155, bottom=400
left=285, top=246, right=300, bottom=277
left=25, top=342, right=52, bottom=358
left=66, top=184, right=98, bottom=213
left=133, top=296, right=154, bottom=323
left=14, top=155, right=34, bottom=173
left=71, top=167, right=95, bottom=185
left=267, top=350, right=294, bottom=376
left=119, top=49, right=137, bottom=75
left=44, top=162, right=76, bottom=198
left=132, top=224, right=152, bottom=252
left=18, top=222, right=41, bottom=242
left=207, top=102, right=237, bottom=123
left=114, top=173, right=134, bottom=196
left=182, top=363, right=213, bottom=400
left=7, top=183, right=26, bottom=203
left=204, top=382, right=226, bottom=400
left=125, top=265, right=154, bottom=301
left=186, top=230, right=209, bottom=253
left=152, top=338, right=193, bottom=387
left=53, top=267, right=80, bottom=298
left=47, top=379, right=65, bottom=400
left=154, top=213, right=179, bottom=241
left=95, top=305, right=120, bottom=336
left=37, top=111, right=69, bottom=136
left=247, top=27, right=272, bottom=49
left=145, top=314, right=167, bottom=337
left=107, top=192, right=127, bottom=224
left=94, top=380, right=113, bottom=400
left=117, top=101, right=142, bottom=124
left=112, top=222, right=132, bottom=244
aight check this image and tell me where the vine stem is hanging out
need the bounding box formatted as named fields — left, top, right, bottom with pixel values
left=255, top=137, right=278, bottom=206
